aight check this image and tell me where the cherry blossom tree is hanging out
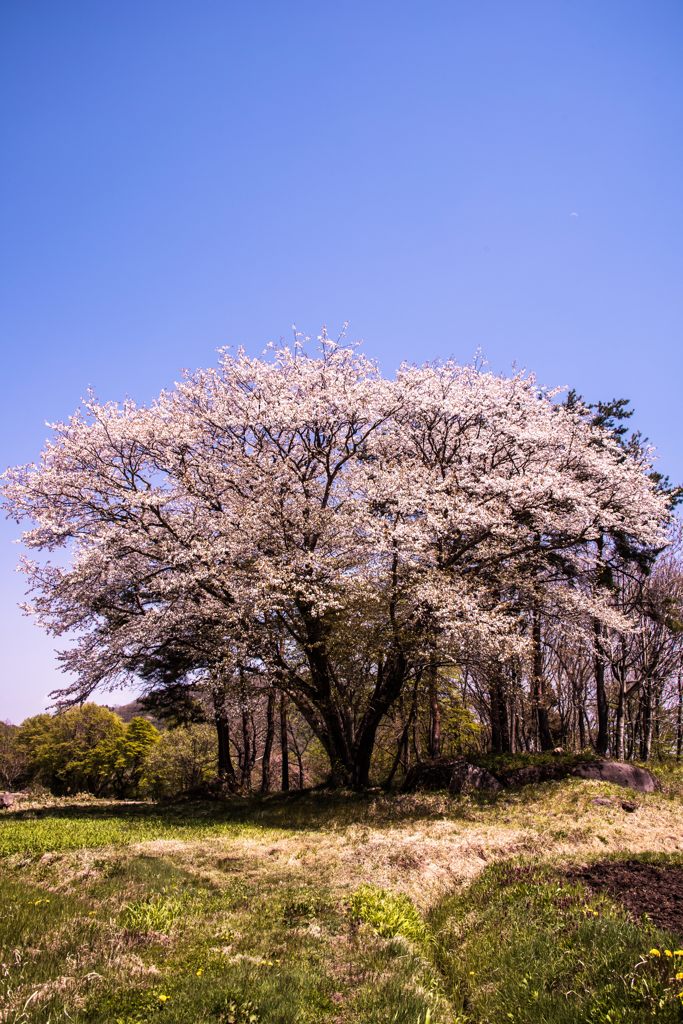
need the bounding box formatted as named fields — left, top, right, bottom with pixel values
left=2, top=337, right=670, bottom=788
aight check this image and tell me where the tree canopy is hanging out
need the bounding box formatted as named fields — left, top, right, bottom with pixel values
left=2, top=339, right=672, bottom=787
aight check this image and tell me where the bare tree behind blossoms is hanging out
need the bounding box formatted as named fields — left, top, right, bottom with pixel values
left=1, top=336, right=671, bottom=788
left=605, top=535, right=683, bottom=761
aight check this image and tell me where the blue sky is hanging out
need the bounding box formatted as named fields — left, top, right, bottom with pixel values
left=2, top=1, right=682, bottom=722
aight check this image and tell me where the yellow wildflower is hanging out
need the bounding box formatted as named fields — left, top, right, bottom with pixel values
left=675, top=972, right=683, bottom=981
left=196, top=968, right=204, bottom=977
left=665, top=950, right=673, bottom=958
left=649, top=949, right=661, bottom=956
left=157, top=994, right=171, bottom=1003
left=674, top=950, right=683, bottom=956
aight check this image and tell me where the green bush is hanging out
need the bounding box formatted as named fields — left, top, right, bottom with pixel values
left=143, top=723, right=217, bottom=797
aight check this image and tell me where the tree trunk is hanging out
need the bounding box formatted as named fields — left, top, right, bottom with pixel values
left=614, top=673, right=626, bottom=761
left=295, top=744, right=305, bottom=789
left=260, top=690, right=276, bottom=793
left=427, top=656, right=441, bottom=759
left=386, top=712, right=413, bottom=787
left=215, top=713, right=238, bottom=790
left=594, top=619, right=609, bottom=756
left=532, top=609, right=554, bottom=751
left=489, top=671, right=511, bottom=753
left=577, top=688, right=586, bottom=750
left=640, top=681, right=653, bottom=761
left=677, top=673, right=682, bottom=762
left=240, top=708, right=253, bottom=791
left=280, top=693, right=290, bottom=792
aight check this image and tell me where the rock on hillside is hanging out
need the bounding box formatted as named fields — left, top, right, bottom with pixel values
left=402, top=756, right=660, bottom=795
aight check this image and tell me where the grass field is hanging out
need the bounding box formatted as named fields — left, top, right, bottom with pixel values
left=1, top=770, right=682, bottom=1023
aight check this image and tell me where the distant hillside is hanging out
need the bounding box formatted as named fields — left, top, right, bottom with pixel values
left=107, top=699, right=162, bottom=727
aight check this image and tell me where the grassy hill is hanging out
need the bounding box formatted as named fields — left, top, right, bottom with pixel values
left=1, top=767, right=682, bottom=1023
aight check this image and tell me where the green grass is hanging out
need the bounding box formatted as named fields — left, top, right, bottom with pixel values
left=430, top=856, right=683, bottom=1024
left=348, top=884, right=429, bottom=945
left=0, top=802, right=287, bottom=856
left=0, top=819, right=446, bottom=1023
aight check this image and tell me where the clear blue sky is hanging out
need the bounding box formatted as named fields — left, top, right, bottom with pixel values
left=2, top=0, right=682, bottom=722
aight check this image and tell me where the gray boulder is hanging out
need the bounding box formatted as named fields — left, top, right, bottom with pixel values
left=448, top=762, right=502, bottom=795
left=571, top=761, right=658, bottom=793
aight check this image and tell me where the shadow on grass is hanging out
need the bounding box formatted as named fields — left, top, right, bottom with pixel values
left=1, top=786, right=500, bottom=833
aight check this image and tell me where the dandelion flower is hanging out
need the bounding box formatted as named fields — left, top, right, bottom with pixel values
left=649, top=949, right=661, bottom=956
left=157, top=994, right=171, bottom=1003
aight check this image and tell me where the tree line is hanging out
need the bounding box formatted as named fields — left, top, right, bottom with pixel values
left=2, top=337, right=681, bottom=792
left=0, top=705, right=216, bottom=798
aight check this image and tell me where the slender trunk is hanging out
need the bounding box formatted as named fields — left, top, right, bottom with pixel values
left=614, top=673, right=626, bottom=761
left=594, top=619, right=609, bottom=756
left=677, top=673, right=682, bottom=762
left=625, top=703, right=635, bottom=761
left=583, top=708, right=593, bottom=749
left=489, top=671, right=511, bottom=753
left=427, top=656, right=441, bottom=759
left=295, top=744, right=305, bottom=789
left=280, top=693, right=290, bottom=792
left=577, top=684, right=587, bottom=750
left=260, top=690, right=276, bottom=793
left=386, top=713, right=413, bottom=787
left=241, top=708, right=252, bottom=791
left=640, top=681, right=653, bottom=761
left=532, top=610, right=554, bottom=750
left=593, top=535, right=610, bottom=756
left=510, top=661, right=521, bottom=754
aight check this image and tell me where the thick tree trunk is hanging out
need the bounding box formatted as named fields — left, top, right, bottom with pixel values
left=260, top=690, right=276, bottom=793
left=310, top=659, right=409, bottom=790
left=215, top=713, right=238, bottom=790
left=282, top=612, right=410, bottom=790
